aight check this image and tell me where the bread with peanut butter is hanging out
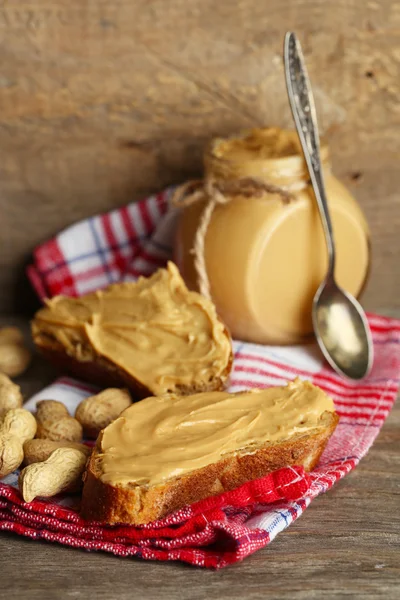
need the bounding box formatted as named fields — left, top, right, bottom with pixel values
left=81, top=378, right=339, bottom=525
left=31, top=262, right=233, bottom=398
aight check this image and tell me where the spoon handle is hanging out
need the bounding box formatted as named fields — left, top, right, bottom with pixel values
left=284, top=32, right=336, bottom=275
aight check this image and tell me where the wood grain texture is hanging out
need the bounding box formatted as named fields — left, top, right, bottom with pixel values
left=0, top=316, right=399, bottom=599
left=0, top=0, right=399, bottom=313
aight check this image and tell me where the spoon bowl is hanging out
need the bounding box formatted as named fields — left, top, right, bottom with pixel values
left=313, top=278, right=373, bottom=379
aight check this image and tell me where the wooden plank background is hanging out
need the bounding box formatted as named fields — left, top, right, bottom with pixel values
left=0, top=0, right=399, bottom=314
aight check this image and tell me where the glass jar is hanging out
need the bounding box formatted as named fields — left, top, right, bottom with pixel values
left=174, top=128, right=370, bottom=345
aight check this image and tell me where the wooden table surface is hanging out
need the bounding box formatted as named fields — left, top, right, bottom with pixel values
left=0, top=316, right=399, bottom=599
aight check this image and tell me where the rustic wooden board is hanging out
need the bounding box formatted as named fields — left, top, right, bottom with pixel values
left=0, top=0, right=400, bottom=313
left=0, top=315, right=399, bottom=599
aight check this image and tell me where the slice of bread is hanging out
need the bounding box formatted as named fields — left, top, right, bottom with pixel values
left=32, top=263, right=233, bottom=399
left=81, top=379, right=339, bottom=525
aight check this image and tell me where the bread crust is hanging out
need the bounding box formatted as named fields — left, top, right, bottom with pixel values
left=80, top=412, right=339, bottom=525
left=32, top=324, right=233, bottom=400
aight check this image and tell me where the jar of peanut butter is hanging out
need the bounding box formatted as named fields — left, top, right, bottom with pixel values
left=174, top=128, right=370, bottom=345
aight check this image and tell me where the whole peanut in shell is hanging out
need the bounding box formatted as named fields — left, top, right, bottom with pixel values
left=19, top=447, right=88, bottom=502
left=0, top=373, right=23, bottom=418
left=0, top=327, right=25, bottom=346
left=0, top=326, right=31, bottom=378
left=0, top=408, right=37, bottom=478
left=35, top=400, right=82, bottom=442
left=23, top=439, right=91, bottom=466
left=0, top=344, right=31, bottom=379
left=75, top=388, right=132, bottom=438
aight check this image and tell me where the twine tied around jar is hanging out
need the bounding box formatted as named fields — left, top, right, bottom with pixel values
left=172, top=176, right=307, bottom=300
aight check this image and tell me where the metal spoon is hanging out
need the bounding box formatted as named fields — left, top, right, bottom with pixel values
left=284, top=32, right=373, bottom=380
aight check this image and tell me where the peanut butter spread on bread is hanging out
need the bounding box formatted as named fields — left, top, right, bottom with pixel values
left=98, top=379, right=335, bottom=487
left=32, top=263, right=232, bottom=395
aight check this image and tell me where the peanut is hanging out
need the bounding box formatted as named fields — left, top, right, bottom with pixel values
left=36, top=400, right=68, bottom=422
left=0, top=327, right=25, bottom=346
left=35, top=400, right=82, bottom=442
left=75, top=388, right=132, bottom=438
left=0, top=408, right=37, bottom=477
left=0, top=436, right=24, bottom=478
left=0, top=373, right=23, bottom=417
left=19, top=447, right=87, bottom=502
left=23, top=439, right=91, bottom=466
left=1, top=408, right=37, bottom=443
left=0, top=344, right=31, bottom=378
left=0, top=326, right=31, bottom=378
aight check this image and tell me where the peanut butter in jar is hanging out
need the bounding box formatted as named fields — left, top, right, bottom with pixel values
left=174, top=128, right=370, bottom=346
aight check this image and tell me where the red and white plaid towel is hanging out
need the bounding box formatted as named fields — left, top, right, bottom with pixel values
left=0, top=188, right=399, bottom=569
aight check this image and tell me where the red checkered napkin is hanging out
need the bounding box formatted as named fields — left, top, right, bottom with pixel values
left=0, top=188, right=398, bottom=569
